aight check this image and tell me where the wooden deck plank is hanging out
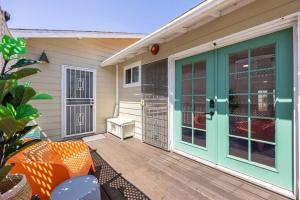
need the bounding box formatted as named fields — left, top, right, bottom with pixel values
left=87, top=134, right=290, bottom=200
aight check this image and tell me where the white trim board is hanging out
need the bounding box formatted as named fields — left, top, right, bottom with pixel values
left=11, top=28, right=146, bottom=39
left=61, top=65, right=97, bottom=138
left=168, top=12, right=300, bottom=199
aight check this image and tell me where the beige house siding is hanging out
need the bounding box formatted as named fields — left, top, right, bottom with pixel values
left=117, top=63, right=142, bottom=139
left=0, top=9, right=11, bottom=70
left=116, top=0, right=300, bottom=140
left=22, top=38, right=139, bottom=140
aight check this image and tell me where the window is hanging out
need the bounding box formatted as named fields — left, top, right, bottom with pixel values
left=124, top=61, right=141, bottom=87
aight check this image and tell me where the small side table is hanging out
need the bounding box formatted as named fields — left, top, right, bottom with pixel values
left=50, top=175, right=100, bottom=200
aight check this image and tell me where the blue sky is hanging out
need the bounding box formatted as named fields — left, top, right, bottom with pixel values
left=1, top=0, right=202, bottom=33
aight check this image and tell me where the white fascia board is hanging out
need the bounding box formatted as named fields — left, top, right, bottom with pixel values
left=10, top=29, right=146, bottom=39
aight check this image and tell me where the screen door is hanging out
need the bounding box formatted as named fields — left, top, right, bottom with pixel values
left=63, top=66, right=95, bottom=137
left=141, top=59, right=168, bottom=150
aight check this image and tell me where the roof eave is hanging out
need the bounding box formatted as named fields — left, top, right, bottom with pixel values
left=10, top=29, right=146, bottom=39
left=101, top=0, right=255, bottom=67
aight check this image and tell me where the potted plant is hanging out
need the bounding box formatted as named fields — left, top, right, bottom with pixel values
left=0, top=35, right=52, bottom=200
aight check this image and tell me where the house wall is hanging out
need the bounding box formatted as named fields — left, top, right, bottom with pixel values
left=116, top=0, right=300, bottom=140
left=22, top=38, right=139, bottom=140
left=118, top=66, right=142, bottom=139
left=0, top=8, right=11, bottom=68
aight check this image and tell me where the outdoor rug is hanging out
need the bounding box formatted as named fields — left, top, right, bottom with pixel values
left=90, top=149, right=150, bottom=200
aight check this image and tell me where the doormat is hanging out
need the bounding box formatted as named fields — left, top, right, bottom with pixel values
left=83, top=134, right=105, bottom=142
left=90, top=149, right=150, bottom=200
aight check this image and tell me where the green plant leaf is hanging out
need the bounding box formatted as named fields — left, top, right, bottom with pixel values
left=15, top=104, right=38, bottom=120
left=6, top=104, right=16, bottom=117
left=0, top=163, right=14, bottom=182
left=0, top=80, right=17, bottom=105
left=0, top=117, right=17, bottom=137
left=2, top=35, right=10, bottom=43
left=10, top=68, right=41, bottom=80
left=0, top=105, right=14, bottom=118
left=0, top=80, right=17, bottom=102
left=11, top=85, right=36, bottom=106
left=10, top=59, right=41, bottom=69
left=32, top=93, right=53, bottom=100
left=0, top=35, right=26, bottom=61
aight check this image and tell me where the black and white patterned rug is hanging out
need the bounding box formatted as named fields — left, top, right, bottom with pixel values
left=90, top=149, right=150, bottom=200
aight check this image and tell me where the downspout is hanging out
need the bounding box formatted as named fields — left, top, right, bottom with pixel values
left=114, top=63, right=119, bottom=117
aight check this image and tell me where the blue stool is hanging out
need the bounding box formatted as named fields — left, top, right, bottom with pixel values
left=50, top=175, right=100, bottom=200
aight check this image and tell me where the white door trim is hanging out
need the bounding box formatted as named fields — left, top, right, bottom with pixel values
left=168, top=12, right=300, bottom=199
left=61, top=65, right=97, bottom=138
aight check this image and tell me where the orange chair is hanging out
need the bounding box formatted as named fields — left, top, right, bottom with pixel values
left=7, top=141, right=96, bottom=200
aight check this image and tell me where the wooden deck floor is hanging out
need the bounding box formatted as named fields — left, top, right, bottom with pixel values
left=87, top=134, right=290, bottom=200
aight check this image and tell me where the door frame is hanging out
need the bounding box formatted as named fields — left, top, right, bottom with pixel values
left=61, top=65, right=97, bottom=138
left=168, top=12, right=300, bottom=198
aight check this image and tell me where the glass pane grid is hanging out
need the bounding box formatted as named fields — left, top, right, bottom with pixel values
left=180, top=60, right=207, bottom=148
left=228, top=43, right=276, bottom=168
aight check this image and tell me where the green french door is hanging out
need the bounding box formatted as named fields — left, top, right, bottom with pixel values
left=175, top=51, right=217, bottom=162
left=175, top=28, right=293, bottom=190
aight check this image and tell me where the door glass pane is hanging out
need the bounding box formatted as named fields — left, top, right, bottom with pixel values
left=194, top=61, right=206, bottom=78
left=182, top=112, right=192, bottom=127
left=229, top=73, right=248, bottom=94
left=182, top=80, right=192, bottom=95
left=229, top=95, right=248, bottom=115
left=194, top=129, right=206, bottom=147
left=194, top=113, right=205, bottom=130
left=229, top=116, right=248, bottom=138
left=194, top=78, right=206, bottom=94
left=251, top=69, right=275, bottom=93
left=251, top=94, right=275, bottom=117
left=229, top=137, right=248, bottom=159
left=251, top=119, right=275, bottom=142
left=194, top=96, right=205, bottom=113
left=182, top=127, right=192, bottom=143
left=229, top=50, right=249, bottom=73
left=182, top=64, right=192, bottom=79
left=251, top=44, right=275, bottom=70
left=251, top=141, right=275, bottom=167
left=181, top=96, right=192, bottom=111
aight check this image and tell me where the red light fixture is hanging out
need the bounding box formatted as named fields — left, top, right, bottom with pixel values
left=150, top=44, right=159, bottom=55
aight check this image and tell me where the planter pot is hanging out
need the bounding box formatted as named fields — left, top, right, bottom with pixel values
left=0, top=174, right=32, bottom=200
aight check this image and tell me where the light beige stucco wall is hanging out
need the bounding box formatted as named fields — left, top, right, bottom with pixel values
left=22, top=38, right=139, bottom=140
left=116, top=0, right=300, bottom=139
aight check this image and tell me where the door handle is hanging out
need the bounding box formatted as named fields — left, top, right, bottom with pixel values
left=201, top=111, right=214, bottom=116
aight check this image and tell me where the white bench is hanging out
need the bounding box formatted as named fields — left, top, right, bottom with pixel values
left=106, top=117, right=135, bottom=140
